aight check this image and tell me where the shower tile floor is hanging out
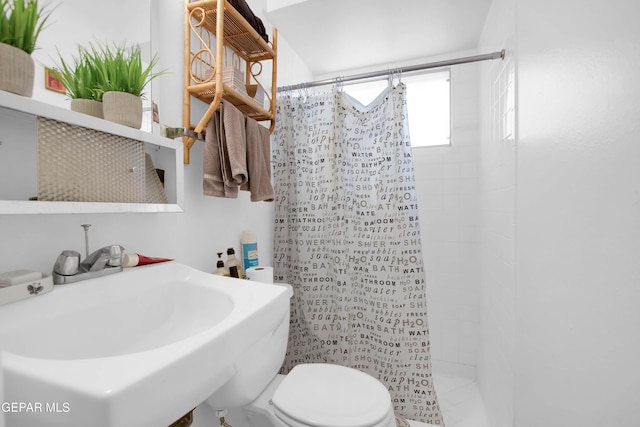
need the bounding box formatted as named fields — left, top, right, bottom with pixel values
left=409, top=374, right=489, bottom=427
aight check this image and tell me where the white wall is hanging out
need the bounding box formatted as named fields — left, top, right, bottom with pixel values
left=32, top=0, right=150, bottom=108
left=0, top=0, right=312, bottom=276
left=477, top=0, right=640, bottom=426
left=515, top=0, right=640, bottom=425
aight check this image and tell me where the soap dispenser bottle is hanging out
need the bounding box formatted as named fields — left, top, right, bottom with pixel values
left=213, top=252, right=226, bottom=276
left=225, top=248, right=242, bottom=279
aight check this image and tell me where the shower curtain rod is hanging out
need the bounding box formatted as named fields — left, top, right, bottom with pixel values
left=278, top=49, right=505, bottom=92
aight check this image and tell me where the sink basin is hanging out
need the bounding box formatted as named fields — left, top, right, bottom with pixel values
left=0, top=262, right=292, bottom=427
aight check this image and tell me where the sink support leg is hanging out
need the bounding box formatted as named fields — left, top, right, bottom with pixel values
left=214, top=409, right=232, bottom=427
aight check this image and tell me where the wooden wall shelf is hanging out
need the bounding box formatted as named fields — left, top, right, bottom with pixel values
left=183, top=0, right=277, bottom=164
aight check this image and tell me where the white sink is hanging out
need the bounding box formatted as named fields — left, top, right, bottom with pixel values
left=0, top=262, right=292, bottom=427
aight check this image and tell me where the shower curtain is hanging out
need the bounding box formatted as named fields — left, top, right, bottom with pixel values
left=272, top=83, right=444, bottom=425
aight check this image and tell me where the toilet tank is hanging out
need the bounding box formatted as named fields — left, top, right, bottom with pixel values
left=205, top=283, right=292, bottom=410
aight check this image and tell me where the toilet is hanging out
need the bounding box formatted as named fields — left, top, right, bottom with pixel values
left=204, top=283, right=396, bottom=427
left=245, top=364, right=396, bottom=427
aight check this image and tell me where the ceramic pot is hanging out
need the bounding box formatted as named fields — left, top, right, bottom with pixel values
left=70, top=99, right=103, bottom=119
left=102, top=91, right=142, bottom=128
left=0, top=42, right=35, bottom=97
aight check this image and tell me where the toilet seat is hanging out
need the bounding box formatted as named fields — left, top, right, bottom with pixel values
left=271, top=364, right=394, bottom=427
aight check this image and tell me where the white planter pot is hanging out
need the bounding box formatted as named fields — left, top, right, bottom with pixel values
left=0, top=43, right=34, bottom=97
left=102, top=91, right=142, bottom=129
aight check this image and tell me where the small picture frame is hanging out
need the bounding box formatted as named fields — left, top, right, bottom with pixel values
left=44, top=67, right=66, bottom=94
left=152, top=102, right=160, bottom=123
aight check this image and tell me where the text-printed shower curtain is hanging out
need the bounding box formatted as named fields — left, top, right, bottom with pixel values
left=272, top=84, right=444, bottom=424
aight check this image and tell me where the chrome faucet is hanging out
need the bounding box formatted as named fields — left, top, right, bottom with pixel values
left=52, top=225, right=124, bottom=284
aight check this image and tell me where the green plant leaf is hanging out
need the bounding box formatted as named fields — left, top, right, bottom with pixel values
left=52, top=40, right=168, bottom=102
left=0, top=0, right=54, bottom=54
left=91, top=42, right=166, bottom=98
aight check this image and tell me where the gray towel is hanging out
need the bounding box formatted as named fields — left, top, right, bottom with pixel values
left=203, top=111, right=226, bottom=197
left=242, top=118, right=274, bottom=202
left=203, top=101, right=249, bottom=198
left=217, top=103, right=238, bottom=198
left=221, top=100, right=248, bottom=187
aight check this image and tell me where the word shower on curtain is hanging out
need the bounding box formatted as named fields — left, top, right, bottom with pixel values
left=272, top=83, right=444, bottom=425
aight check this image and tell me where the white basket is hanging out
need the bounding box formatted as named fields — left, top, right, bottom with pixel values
left=204, top=66, right=248, bottom=96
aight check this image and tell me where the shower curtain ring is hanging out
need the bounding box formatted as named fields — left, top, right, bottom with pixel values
left=388, top=68, right=403, bottom=87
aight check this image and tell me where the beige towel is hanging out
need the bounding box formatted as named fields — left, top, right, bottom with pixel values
left=203, top=101, right=249, bottom=198
left=217, top=103, right=239, bottom=198
left=221, top=100, right=248, bottom=187
left=203, top=111, right=226, bottom=197
left=242, top=118, right=274, bottom=202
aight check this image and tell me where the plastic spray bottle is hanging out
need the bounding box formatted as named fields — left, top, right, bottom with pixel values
left=241, top=230, right=259, bottom=276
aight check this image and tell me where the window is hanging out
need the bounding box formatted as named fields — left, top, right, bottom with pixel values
left=344, top=69, right=451, bottom=148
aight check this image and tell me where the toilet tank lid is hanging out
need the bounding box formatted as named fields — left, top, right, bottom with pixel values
left=272, top=363, right=392, bottom=427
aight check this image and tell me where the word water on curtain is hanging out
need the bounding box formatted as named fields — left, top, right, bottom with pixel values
left=272, top=84, right=444, bottom=425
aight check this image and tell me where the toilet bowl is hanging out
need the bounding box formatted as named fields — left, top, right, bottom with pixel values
left=245, top=364, right=396, bottom=427
left=204, top=283, right=396, bottom=427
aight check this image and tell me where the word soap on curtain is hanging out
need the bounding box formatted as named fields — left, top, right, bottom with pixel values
left=272, top=84, right=444, bottom=425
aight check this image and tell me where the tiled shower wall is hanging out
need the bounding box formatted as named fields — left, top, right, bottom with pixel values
left=475, top=0, right=517, bottom=425
left=414, top=62, right=481, bottom=379
left=477, top=53, right=517, bottom=427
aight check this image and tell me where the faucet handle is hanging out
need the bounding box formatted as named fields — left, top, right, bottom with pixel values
left=82, top=245, right=124, bottom=271
left=53, top=250, right=81, bottom=276
left=106, top=245, right=124, bottom=267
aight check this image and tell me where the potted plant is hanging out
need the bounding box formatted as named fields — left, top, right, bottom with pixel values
left=51, top=46, right=104, bottom=118
left=0, top=0, right=52, bottom=97
left=94, top=43, right=164, bottom=129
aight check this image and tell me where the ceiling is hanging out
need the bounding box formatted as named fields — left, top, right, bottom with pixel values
left=265, top=0, right=493, bottom=78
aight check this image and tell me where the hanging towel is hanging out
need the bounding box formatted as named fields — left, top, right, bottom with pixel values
left=203, top=101, right=248, bottom=198
left=202, top=100, right=258, bottom=201
left=221, top=100, right=248, bottom=187
left=203, top=111, right=226, bottom=197
left=217, top=103, right=239, bottom=198
left=242, top=118, right=274, bottom=202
